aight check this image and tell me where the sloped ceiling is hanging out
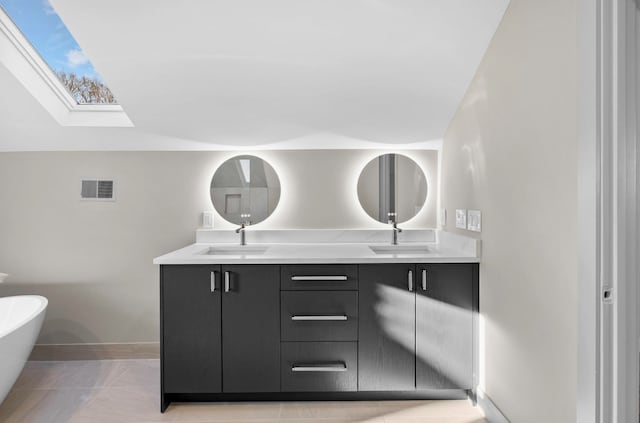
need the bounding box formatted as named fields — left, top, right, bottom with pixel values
left=0, top=0, right=509, bottom=150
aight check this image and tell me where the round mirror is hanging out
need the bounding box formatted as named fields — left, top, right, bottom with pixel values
left=357, top=153, right=427, bottom=224
left=210, top=155, right=281, bottom=225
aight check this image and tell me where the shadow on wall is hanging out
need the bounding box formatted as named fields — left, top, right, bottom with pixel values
left=0, top=280, right=155, bottom=345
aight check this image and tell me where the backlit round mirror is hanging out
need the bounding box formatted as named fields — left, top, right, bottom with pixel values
left=357, top=153, right=427, bottom=224
left=210, top=155, right=281, bottom=225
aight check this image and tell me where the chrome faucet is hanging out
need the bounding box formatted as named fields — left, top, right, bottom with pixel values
left=236, top=214, right=251, bottom=246
left=236, top=223, right=246, bottom=246
left=388, top=213, right=402, bottom=245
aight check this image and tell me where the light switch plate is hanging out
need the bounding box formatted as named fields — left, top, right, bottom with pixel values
left=455, top=209, right=467, bottom=229
left=202, top=211, right=214, bottom=228
left=467, top=210, right=482, bottom=232
left=439, top=208, right=447, bottom=227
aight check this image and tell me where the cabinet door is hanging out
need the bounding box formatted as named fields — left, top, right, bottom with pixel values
left=358, top=264, right=416, bottom=391
left=162, top=265, right=222, bottom=393
left=222, top=265, right=280, bottom=392
left=416, top=264, right=474, bottom=389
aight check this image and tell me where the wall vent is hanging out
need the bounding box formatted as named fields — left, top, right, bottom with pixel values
left=81, top=179, right=115, bottom=201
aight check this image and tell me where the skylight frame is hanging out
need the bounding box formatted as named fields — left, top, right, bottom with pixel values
left=0, top=7, right=132, bottom=126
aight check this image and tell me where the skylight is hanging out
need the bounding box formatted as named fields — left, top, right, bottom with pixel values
left=0, top=0, right=117, bottom=105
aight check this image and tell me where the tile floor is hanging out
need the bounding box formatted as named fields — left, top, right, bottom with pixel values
left=0, top=360, right=487, bottom=423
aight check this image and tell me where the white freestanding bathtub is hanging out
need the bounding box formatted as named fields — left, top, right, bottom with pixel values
left=0, top=296, right=47, bottom=404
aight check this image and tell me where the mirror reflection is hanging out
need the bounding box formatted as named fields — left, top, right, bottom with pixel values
left=210, top=155, right=281, bottom=225
left=357, top=154, right=427, bottom=224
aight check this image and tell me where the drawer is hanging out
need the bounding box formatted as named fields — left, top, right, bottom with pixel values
left=281, top=265, right=358, bottom=291
left=281, top=342, right=357, bottom=392
left=281, top=291, right=358, bottom=341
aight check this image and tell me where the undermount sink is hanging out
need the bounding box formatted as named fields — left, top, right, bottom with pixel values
left=205, top=246, right=269, bottom=255
left=369, top=245, right=432, bottom=255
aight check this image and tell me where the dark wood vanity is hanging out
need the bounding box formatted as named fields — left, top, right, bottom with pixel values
left=159, top=262, right=478, bottom=412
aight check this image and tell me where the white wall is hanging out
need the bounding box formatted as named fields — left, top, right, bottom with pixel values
left=440, top=0, right=577, bottom=422
left=0, top=149, right=437, bottom=344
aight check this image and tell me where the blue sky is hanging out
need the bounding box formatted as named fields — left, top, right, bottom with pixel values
left=0, top=0, right=103, bottom=80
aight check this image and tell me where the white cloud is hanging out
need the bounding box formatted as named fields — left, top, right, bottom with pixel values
left=66, top=49, right=89, bottom=68
left=42, top=0, right=57, bottom=16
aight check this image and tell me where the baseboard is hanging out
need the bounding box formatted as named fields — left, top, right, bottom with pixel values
left=477, top=388, right=510, bottom=423
left=29, top=342, right=160, bottom=361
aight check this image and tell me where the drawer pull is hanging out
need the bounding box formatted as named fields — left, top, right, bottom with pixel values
left=291, top=276, right=348, bottom=281
left=291, top=315, right=348, bottom=321
left=291, top=363, right=347, bottom=372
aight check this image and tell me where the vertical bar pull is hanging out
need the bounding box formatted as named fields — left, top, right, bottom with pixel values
left=210, top=271, right=217, bottom=292
left=408, top=269, right=413, bottom=292
left=422, top=269, right=427, bottom=291
left=224, top=271, right=230, bottom=292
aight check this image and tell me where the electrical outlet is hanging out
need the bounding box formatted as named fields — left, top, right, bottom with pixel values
left=467, top=210, right=482, bottom=232
left=455, top=209, right=467, bottom=229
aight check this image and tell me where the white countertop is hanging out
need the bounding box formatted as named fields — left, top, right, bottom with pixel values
left=153, top=241, right=480, bottom=265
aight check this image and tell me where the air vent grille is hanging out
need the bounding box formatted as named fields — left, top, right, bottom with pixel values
left=97, top=180, right=113, bottom=198
left=81, top=179, right=115, bottom=201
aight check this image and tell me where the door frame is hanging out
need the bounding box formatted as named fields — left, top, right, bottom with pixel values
left=578, top=0, right=639, bottom=421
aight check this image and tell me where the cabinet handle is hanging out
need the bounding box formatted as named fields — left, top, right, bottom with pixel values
left=422, top=269, right=427, bottom=291
left=291, top=363, right=347, bottom=372
left=224, top=271, right=230, bottom=292
left=291, top=315, right=348, bottom=321
left=408, top=270, right=413, bottom=292
left=291, top=276, right=348, bottom=281
left=210, top=271, right=217, bottom=292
